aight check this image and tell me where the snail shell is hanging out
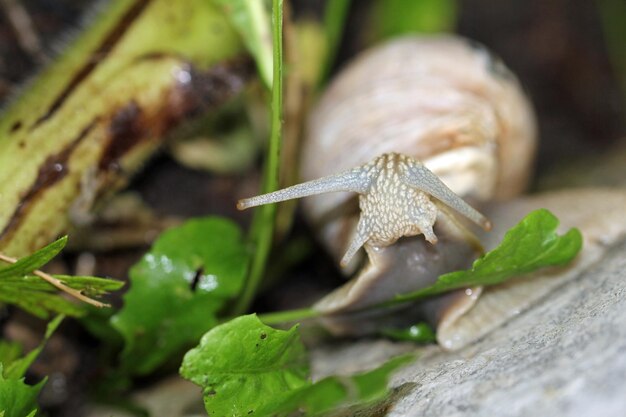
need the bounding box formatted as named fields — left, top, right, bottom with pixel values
left=302, top=35, right=537, bottom=269
left=300, top=35, right=538, bottom=347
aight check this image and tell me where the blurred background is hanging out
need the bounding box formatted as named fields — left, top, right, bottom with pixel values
left=0, top=1, right=624, bottom=415
left=1, top=0, right=624, bottom=174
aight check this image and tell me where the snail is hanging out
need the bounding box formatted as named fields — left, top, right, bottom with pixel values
left=239, top=35, right=626, bottom=350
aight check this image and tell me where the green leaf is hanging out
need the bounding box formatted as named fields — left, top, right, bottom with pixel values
left=381, top=323, right=436, bottom=343
left=260, top=354, right=414, bottom=416
left=4, top=315, right=64, bottom=380
left=0, top=366, right=45, bottom=417
left=0, top=276, right=123, bottom=319
left=0, top=343, right=22, bottom=369
left=0, top=275, right=124, bottom=296
left=111, top=217, right=250, bottom=375
left=180, top=315, right=413, bottom=417
left=214, top=0, right=273, bottom=87
left=396, top=209, right=583, bottom=301
left=180, top=315, right=309, bottom=416
left=0, top=237, right=67, bottom=279
left=0, top=287, right=84, bottom=319
left=0, top=316, right=61, bottom=417
left=0, top=238, right=124, bottom=319
left=371, top=0, right=457, bottom=39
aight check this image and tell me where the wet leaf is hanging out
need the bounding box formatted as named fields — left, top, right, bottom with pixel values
left=111, top=217, right=250, bottom=375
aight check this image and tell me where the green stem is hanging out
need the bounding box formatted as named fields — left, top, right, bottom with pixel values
left=258, top=307, right=321, bottom=325
left=233, top=0, right=284, bottom=315
left=320, top=0, right=351, bottom=86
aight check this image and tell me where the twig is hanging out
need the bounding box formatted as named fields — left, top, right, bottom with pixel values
left=0, top=253, right=109, bottom=308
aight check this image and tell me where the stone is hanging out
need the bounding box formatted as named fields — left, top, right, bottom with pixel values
left=386, top=239, right=626, bottom=416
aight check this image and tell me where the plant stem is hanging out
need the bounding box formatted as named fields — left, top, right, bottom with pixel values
left=258, top=307, right=320, bottom=325
left=233, top=0, right=284, bottom=315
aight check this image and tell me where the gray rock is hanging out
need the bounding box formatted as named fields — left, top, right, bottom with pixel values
left=387, top=239, right=626, bottom=417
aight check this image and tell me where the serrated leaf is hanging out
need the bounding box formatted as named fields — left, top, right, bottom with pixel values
left=0, top=237, right=67, bottom=279
left=0, top=287, right=84, bottom=319
left=13, top=275, right=123, bottom=294
left=0, top=237, right=124, bottom=318
left=111, top=217, right=250, bottom=375
left=0, top=316, right=60, bottom=415
left=214, top=0, right=273, bottom=87
left=180, top=314, right=309, bottom=417
left=1, top=314, right=62, bottom=417
left=0, top=365, right=45, bottom=417
left=0, top=275, right=124, bottom=319
left=396, top=209, right=583, bottom=301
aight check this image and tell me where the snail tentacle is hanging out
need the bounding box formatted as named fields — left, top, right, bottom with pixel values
left=340, top=219, right=370, bottom=267
left=237, top=168, right=371, bottom=210
left=402, top=160, right=492, bottom=230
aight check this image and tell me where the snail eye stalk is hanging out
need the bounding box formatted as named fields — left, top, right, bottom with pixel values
left=236, top=168, right=371, bottom=210
left=401, top=159, right=491, bottom=230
